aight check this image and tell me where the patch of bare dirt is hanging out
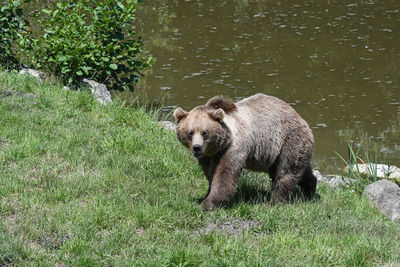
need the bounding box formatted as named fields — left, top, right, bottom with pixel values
left=40, top=234, right=71, bottom=250
left=1, top=90, right=37, bottom=98
left=0, top=136, right=9, bottom=148
left=197, top=219, right=261, bottom=237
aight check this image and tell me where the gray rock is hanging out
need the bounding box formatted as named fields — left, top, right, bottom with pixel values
left=18, top=68, right=47, bottom=82
left=158, top=121, right=176, bottom=131
left=347, top=164, right=400, bottom=183
left=364, top=179, right=400, bottom=222
left=82, top=79, right=112, bottom=105
left=313, top=170, right=330, bottom=185
left=312, top=170, right=355, bottom=188
left=328, top=176, right=357, bottom=189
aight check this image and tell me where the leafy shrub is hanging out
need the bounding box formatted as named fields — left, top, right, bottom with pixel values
left=29, top=0, right=152, bottom=90
left=0, top=0, right=30, bottom=70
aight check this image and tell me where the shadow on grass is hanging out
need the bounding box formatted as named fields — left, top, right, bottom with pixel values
left=230, top=180, right=272, bottom=206
left=193, top=173, right=321, bottom=209
left=228, top=184, right=320, bottom=209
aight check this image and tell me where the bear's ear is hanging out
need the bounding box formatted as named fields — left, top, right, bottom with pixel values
left=209, top=108, right=225, bottom=122
left=173, top=107, right=188, bottom=123
left=206, top=95, right=237, bottom=114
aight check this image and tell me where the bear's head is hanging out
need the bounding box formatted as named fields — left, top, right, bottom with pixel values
left=173, top=105, right=232, bottom=159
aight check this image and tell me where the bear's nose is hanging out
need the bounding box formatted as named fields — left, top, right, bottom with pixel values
left=193, top=144, right=202, bottom=152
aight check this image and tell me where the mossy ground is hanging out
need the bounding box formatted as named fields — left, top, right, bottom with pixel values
left=0, top=72, right=399, bottom=266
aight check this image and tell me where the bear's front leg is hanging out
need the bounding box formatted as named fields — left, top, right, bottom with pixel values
left=200, top=157, right=243, bottom=211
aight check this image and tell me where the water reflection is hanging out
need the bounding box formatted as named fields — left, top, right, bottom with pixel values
left=131, top=0, right=400, bottom=170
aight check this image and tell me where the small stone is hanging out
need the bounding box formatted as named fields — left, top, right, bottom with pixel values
left=62, top=86, right=70, bottom=91
left=327, top=176, right=357, bottom=189
left=364, top=179, right=400, bottom=222
left=18, top=68, right=47, bottom=82
left=82, top=79, right=112, bottom=105
left=312, top=170, right=355, bottom=188
left=313, top=170, right=329, bottom=185
left=158, top=121, right=176, bottom=131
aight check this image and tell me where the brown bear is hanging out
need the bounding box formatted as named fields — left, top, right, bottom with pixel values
left=173, top=93, right=317, bottom=211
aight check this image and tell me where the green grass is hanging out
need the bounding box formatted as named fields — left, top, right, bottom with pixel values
left=0, top=72, right=399, bottom=266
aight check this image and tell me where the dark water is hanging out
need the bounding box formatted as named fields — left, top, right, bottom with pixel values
left=23, top=0, right=400, bottom=170
left=130, top=0, right=400, bottom=171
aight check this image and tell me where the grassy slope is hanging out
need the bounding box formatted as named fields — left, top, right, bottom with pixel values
left=0, top=72, right=399, bottom=266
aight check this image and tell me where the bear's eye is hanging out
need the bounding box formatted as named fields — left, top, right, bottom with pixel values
left=201, top=130, right=208, bottom=137
left=188, top=131, right=194, bottom=136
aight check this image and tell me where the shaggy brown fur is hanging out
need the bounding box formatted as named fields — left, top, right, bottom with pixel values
left=174, top=93, right=317, bottom=211
left=206, top=96, right=238, bottom=114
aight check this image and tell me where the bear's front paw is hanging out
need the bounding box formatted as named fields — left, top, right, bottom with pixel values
left=200, top=198, right=215, bottom=211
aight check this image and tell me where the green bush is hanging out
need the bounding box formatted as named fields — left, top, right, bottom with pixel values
left=0, top=0, right=30, bottom=70
left=29, top=0, right=152, bottom=90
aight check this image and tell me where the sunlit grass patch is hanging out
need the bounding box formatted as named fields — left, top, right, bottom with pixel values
left=0, top=72, right=399, bottom=266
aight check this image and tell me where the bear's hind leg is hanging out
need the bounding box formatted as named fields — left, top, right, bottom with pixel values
left=299, top=164, right=317, bottom=199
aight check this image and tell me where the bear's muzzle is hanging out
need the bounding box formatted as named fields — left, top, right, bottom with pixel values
left=192, top=144, right=203, bottom=158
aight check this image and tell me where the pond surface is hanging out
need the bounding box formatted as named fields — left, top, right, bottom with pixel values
left=23, top=0, right=400, bottom=170
left=132, top=0, right=400, bottom=171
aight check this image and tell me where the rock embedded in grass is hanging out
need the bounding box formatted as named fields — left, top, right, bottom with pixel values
left=83, top=79, right=112, bottom=105
left=327, top=176, right=356, bottom=189
left=364, top=179, right=400, bottom=222
left=313, top=170, right=355, bottom=188
left=313, top=170, right=330, bottom=185
left=18, top=68, right=47, bottom=82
